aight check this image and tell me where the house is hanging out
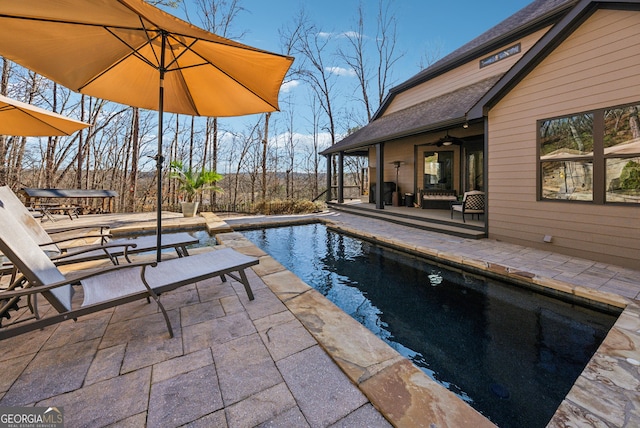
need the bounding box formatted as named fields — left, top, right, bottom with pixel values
left=321, top=0, right=640, bottom=269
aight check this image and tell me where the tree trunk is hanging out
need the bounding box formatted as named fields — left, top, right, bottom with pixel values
left=261, top=112, right=270, bottom=201
left=127, top=107, right=140, bottom=212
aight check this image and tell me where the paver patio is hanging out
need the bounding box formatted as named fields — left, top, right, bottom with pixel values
left=0, top=209, right=638, bottom=427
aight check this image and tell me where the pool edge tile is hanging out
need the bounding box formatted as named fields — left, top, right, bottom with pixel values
left=360, top=358, right=495, bottom=428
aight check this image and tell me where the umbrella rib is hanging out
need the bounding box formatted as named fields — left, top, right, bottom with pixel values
left=163, top=34, right=281, bottom=113
left=0, top=12, right=296, bottom=56
left=16, top=108, right=75, bottom=136
left=0, top=13, right=147, bottom=32
left=76, top=26, right=162, bottom=93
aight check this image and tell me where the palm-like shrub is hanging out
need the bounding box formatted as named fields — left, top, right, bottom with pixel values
left=169, top=161, right=223, bottom=202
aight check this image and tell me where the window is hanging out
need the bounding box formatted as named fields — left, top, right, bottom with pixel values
left=424, top=151, right=453, bottom=190
left=538, top=103, right=640, bottom=204
left=604, top=105, right=640, bottom=203
left=539, top=113, right=594, bottom=201
left=465, top=142, right=484, bottom=192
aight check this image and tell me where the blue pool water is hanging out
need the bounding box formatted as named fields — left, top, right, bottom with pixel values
left=242, top=223, right=618, bottom=428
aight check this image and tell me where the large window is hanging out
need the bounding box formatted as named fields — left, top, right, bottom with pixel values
left=604, top=105, right=640, bottom=203
left=465, top=142, right=484, bottom=192
left=539, top=103, right=640, bottom=204
left=424, top=151, right=453, bottom=190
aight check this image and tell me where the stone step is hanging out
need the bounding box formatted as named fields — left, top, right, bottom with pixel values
left=328, top=204, right=486, bottom=240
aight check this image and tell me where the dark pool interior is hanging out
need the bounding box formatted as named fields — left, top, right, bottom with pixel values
left=242, top=223, right=618, bottom=428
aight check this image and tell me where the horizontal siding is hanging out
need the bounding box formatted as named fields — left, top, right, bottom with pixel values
left=384, top=28, right=549, bottom=115
left=487, top=9, right=640, bottom=269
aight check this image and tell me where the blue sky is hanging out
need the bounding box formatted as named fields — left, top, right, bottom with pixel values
left=223, top=0, right=533, bottom=82
left=162, top=0, right=534, bottom=158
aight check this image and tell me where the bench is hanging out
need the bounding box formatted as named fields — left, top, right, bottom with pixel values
left=21, top=188, right=118, bottom=217
left=421, top=189, right=458, bottom=209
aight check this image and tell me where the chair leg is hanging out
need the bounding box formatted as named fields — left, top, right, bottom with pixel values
left=239, top=269, right=255, bottom=301
left=155, top=296, right=174, bottom=338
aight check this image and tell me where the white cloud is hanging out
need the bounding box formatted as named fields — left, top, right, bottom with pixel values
left=271, top=131, right=334, bottom=152
left=339, top=31, right=362, bottom=39
left=317, top=31, right=333, bottom=38
left=280, top=80, right=300, bottom=93
left=325, top=66, right=357, bottom=77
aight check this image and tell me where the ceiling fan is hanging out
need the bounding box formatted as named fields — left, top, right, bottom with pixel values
left=436, top=132, right=464, bottom=147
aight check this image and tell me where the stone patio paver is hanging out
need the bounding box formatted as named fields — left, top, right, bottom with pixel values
left=147, top=365, right=223, bottom=427
left=276, top=345, right=369, bottom=427
left=0, top=210, right=638, bottom=427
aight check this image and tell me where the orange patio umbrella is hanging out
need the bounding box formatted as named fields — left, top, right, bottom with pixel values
left=0, top=94, right=89, bottom=137
left=0, top=0, right=294, bottom=261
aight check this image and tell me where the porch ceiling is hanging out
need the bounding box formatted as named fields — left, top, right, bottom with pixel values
left=321, top=74, right=503, bottom=156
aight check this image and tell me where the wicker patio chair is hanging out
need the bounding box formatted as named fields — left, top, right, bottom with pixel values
left=450, top=190, right=485, bottom=223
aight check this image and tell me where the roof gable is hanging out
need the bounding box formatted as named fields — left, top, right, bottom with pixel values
left=468, top=0, right=640, bottom=119
left=375, top=0, right=577, bottom=120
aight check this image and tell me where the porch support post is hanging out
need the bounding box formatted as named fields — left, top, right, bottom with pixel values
left=375, top=143, right=384, bottom=210
left=337, top=151, right=344, bottom=203
left=325, top=154, right=332, bottom=202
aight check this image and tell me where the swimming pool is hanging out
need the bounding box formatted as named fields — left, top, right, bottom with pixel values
left=242, top=223, right=618, bottom=428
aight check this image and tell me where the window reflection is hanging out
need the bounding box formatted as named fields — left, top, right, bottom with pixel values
left=540, top=114, right=594, bottom=201
left=541, top=160, right=593, bottom=201
left=604, top=105, right=640, bottom=203
left=424, top=151, right=453, bottom=190
left=540, top=114, right=593, bottom=158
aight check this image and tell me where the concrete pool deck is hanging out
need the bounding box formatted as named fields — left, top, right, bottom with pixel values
left=0, top=209, right=638, bottom=426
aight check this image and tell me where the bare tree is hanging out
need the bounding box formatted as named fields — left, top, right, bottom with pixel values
left=183, top=0, right=247, bottom=206
left=338, top=0, right=403, bottom=122
left=417, top=39, right=444, bottom=70
left=283, top=10, right=338, bottom=148
left=0, top=57, right=12, bottom=186
left=127, top=107, right=140, bottom=211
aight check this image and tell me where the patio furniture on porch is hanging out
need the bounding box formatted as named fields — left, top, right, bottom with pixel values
left=450, top=190, right=485, bottom=222
left=370, top=182, right=396, bottom=205
left=421, top=189, right=458, bottom=209
left=0, top=202, right=259, bottom=340
left=0, top=186, right=198, bottom=267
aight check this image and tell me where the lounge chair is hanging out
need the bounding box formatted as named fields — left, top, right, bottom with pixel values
left=450, top=190, right=485, bottom=223
left=0, top=186, right=198, bottom=266
left=0, top=202, right=258, bottom=340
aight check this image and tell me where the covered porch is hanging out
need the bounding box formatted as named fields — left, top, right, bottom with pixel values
left=320, top=77, right=495, bottom=238
left=326, top=199, right=486, bottom=239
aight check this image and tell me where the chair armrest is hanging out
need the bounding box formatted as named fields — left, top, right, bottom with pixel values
left=49, top=241, right=137, bottom=261
left=47, top=225, right=110, bottom=235
left=44, top=233, right=112, bottom=246
left=0, top=260, right=157, bottom=299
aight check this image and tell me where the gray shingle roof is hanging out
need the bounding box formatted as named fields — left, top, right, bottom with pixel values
left=379, top=0, right=577, bottom=114
left=321, top=75, right=503, bottom=155
left=322, top=0, right=577, bottom=156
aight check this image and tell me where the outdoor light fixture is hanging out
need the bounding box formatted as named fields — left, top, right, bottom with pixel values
left=438, top=133, right=459, bottom=146
left=463, top=121, right=469, bottom=129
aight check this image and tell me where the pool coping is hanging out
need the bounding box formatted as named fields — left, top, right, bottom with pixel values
left=219, top=215, right=640, bottom=427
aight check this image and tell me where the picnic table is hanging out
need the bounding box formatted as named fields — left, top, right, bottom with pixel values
left=29, top=202, right=79, bottom=222
left=20, top=188, right=118, bottom=220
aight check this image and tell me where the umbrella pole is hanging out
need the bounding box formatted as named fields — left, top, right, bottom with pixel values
left=156, top=32, right=167, bottom=263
